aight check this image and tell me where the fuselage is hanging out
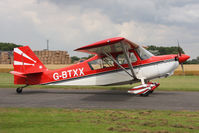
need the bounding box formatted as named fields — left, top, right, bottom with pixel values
left=24, top=49, right=181, bottom=86
left=46, top=55, right=179, bottom=86
left=12, top=37, right=190, bottom=95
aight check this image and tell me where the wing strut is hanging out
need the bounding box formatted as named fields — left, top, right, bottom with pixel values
left=103, top=51, right=134, bottom=78
left=121, top=42, right=138, bottom=80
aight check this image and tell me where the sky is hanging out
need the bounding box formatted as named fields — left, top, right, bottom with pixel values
left=0, top=0, right=199, bottom=59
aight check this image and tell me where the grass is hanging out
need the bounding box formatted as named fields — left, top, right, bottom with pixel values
left=155, top=76, right=199, bottom=91
left=0, top=108, right=199, bottom=133
left=0, top=73, right=199, bottom=91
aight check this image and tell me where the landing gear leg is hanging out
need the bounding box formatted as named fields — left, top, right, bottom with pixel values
left=16, top=85, right=29, bottom=94
left=139, top=79, right=150, bottom=97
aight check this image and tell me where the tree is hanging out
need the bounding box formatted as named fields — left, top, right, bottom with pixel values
left=146, top=45, right=185, bottom=56
left=185, top=56, right=199, bottom=64
left=71, top=56, right=80, bottom=63
left=71, top=54, right=95, bottom=63
left=81, top=54, right=95, bottom=60
left=0, top=43, right=22, bottom=51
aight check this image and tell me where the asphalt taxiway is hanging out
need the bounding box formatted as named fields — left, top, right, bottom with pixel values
left=0, top=88, right=199, bottom=110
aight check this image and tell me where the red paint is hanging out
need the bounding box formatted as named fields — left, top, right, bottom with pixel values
left=178, top=54, right=190, bottom=63
left=75, top=37, right=125, bottom=51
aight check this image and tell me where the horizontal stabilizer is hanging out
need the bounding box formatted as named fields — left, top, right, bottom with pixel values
left=10, top=71, right=43, bottom=78
left=10, top=71, right=27, bottom=78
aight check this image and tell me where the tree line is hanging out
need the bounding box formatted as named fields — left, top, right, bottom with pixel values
left=146, top=45, right=198, bottom=64
left=0, top=43, right=22, bottom=51
left=146, top=45, right=185, bottom=55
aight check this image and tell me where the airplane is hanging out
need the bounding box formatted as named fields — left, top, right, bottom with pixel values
left=10, top=37, right=190, bottom=96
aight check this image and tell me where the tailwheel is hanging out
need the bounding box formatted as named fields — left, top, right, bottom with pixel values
left=16, top=85, right=29, bottom=94
left=16, top=87, right=23, bottom=94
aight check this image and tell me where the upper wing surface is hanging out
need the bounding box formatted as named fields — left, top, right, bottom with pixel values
left=74, top=37, right=139, bottom=55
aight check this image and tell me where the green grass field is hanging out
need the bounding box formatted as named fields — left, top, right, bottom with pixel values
left=0, top=108, right=199, bottom=133
left=0, top=73, right=199, bottom=91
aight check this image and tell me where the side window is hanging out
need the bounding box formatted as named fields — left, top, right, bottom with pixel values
left=116, top=52, right=137, bottom=65
left=136, top=46, right=154, bottom=60
left=102, top=57, right=114, bottom=68
left=117, top=54, right=127, bottom=64
left=88, top=59, right=103, bottom=70
left=130, top=52, right=137, bottom=63
left=88, top=57, right=114, bottom=70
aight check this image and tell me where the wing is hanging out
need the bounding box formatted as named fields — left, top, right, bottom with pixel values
left=75, top=37, right=139, bottom=80
left=74, top=37, right=139, bottom=55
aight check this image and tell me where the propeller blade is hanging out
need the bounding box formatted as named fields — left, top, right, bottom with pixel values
left=177, top=40, right=182, bottom=56
left=181, top=63, right=184, bottom=73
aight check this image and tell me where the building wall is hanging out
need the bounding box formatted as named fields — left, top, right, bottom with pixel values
left=0, top=50, right=71, bottom=64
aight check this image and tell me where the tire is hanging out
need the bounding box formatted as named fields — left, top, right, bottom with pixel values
left=16, top=87, right=23, bottom=94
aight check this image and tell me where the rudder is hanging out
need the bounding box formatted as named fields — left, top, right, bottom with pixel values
left=13, top=46, right=47, bottom=74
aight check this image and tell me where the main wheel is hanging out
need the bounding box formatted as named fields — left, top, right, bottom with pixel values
left=16, top=87, right=23, bottom=94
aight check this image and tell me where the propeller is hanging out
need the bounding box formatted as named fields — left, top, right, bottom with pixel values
left=177, top=40, right=184, bottom=73
left=176, top=40, right=190, bottom=74
left=181, top=63, right=184, bottom=73
left=177, top=40, right=182, bottom=57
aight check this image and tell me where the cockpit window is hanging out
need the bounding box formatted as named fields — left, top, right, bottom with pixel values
left=116, top=52, right=137, bottom=65
left=88, top=57, right=114, bottom=70
left=136, top=46, right=154, bottom=60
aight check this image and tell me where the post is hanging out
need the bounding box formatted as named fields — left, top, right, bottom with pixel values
left=47, top=40, right=49, bottom=50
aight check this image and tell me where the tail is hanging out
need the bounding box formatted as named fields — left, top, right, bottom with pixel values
left=10, top=46, right=47, bottom=84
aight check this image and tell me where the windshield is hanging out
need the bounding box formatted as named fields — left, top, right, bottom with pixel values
left=136, top=46, right=154, bottom=60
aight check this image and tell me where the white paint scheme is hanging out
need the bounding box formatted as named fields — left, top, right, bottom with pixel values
left=14, top=48, right=36, bottom=63
left=14, top=61, right=35, bottom=66
left=157, top=60, right=179, bottom=77
left=48, top=60, right=178, bottom=86
left=128, top=87, right=150, bottom=94
left=48, top=68, right=133, bottom=85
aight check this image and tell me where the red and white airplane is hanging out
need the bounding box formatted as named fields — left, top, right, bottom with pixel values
left=10, top=37, right=190, bottom=96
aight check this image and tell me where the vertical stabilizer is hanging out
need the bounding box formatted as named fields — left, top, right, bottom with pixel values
left=13, top=46, right=47, bottom=74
